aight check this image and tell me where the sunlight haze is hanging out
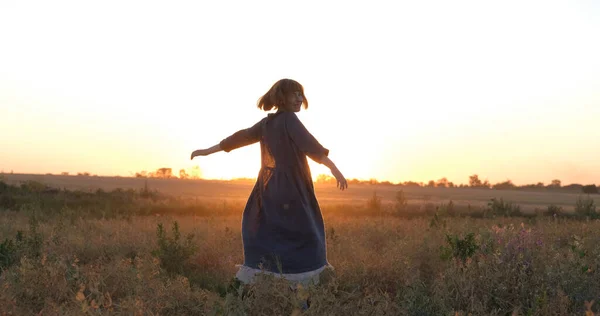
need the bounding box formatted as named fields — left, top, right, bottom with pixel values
left=1, top=0, right=599, bottom=185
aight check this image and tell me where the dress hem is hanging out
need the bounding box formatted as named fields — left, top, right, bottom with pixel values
left=234, top=263, right=334, bottom=286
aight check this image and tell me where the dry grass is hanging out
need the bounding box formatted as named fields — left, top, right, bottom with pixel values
left=1, top=177, right=600, bottom=315
left=1, top=209, right=599, bottom=315
left=4, top=173, right=600, bottom=212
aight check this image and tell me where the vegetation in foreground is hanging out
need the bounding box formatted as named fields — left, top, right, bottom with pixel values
left=0, top=179, right=599, bottom=315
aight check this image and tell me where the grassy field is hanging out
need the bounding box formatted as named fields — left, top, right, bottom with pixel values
left=1, top=174, right=599, bottom=315
left=3, top=173, right=599, bottom=212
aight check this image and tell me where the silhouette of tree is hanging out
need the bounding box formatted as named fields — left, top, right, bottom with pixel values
left=582, top=184, right=598, bottom=194
left=563, top=183, right=583, bottom=191
left=493, top=180, right=516, bottom=190
left=468, top=174, right=491, bottom=188
left=316, top=174, right=336, bottom=184
left=469, top=174, right=482, bottom=187
left=179, top=169, right=189, bottom=179
left=149, top=168, right=173, bottom=179
left=135, top=171, right=148, bottom=178
left=348, top=178, right=361, bottom=185
left=189, top=166, right=202, bottom=179
left=436, top=177, right=448, bottom=188
left=402, top=181, right=421, bottom=188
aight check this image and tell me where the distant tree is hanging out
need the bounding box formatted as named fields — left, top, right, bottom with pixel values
left=493, top=180, right=516, bottom=190
left=469, top=174, right=482, bottom=187
left=549, top=179, right=561, bottom=188
left=368, top=178, right=379, bottom=185
left=563, top=183, right=583, bottom=191
left=447, top=182, right=455, bottom=188
left=582, top=185, right=598, bottom=194
left=348, top=178, right=360, bottom=185
left=436, top=177, right=448, bottom=188
left=426, top=180, right=435, bottom=188
left=135, top=171, right=148, bottom=178
left=316, top=174, right=336, bottom=184
left=61, top=172, right=69, bottom=176
left=403, top=181, right=421, bottom=188
left=179, top=169, right=189, bottom=179
left=153, top=168, right=173, bottom=179
left=189, top=166, right=202, bottom=179
left=380, top=181, right=393, bottom=186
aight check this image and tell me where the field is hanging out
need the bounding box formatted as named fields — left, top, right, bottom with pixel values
left=1, top=174, right=599, bottom=315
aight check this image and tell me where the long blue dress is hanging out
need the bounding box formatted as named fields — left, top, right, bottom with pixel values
left=219, top=111, right=330, bottom=274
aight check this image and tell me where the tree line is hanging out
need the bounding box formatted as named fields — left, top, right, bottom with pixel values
left=316, top=174, right=599, bottom=194
left=53, top=168, right=598, bottom=194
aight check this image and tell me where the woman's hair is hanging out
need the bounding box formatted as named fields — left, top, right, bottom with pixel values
left=257, top=79, right=308, bottom=111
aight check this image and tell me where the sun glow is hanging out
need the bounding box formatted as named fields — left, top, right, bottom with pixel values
left=1, top=1, right=599, bottom=185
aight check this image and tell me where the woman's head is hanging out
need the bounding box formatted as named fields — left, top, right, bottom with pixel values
left=257, top=79, right=308, bottom=112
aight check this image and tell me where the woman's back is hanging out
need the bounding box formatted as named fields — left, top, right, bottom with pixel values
left=190, top=78, right=347, bottom=280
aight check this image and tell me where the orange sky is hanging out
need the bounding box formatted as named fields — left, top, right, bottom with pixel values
left=1, top=0, right=599, bottom=186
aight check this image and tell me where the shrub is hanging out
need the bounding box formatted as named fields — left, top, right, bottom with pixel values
left=487, top=198, right=522, bottom=217
left=438, top=200, right=455, bottom=217
left=152, top=221, right=197, bottom=276
left=394, top=190, right=408, bottom=214
left=546, top=204, right=563, bottom=216
left=367, top=191, right=382, bottom=213
left=582, top=185, right=598, bottom=194
left=440, top=232, right=479, bottom=264
left=575, top=195, right=597, bottom=219
left=0, top=217, right=43, bottom=273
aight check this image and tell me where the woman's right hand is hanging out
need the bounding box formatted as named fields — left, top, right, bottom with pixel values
left=190, top=149, right=209, bottom=160
left=190, top=144, right=223, bottom=160
left=331, top=168, right=348, bottom=191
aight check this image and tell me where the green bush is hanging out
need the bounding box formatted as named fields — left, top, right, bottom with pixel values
left=438, top=200, right=455, bottom=216
left=440, top=232, right=479, bottom=264
left=367, top=191, right=382, bottom=213
left=152, top=221, right=197, bottom=276
left=546, top=204, right=563, bottom=216
left=0, top=236, right=18, bottom=271
left=575, top=195, right=597, bottom=219
left=0, top=217, right=43, bottom=273
left=394, top=190, right=408, bottom=214
left=487, top=198, right=522, bottom=217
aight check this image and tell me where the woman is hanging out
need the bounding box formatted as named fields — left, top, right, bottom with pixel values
left=190, top=79, right=347, bottom=286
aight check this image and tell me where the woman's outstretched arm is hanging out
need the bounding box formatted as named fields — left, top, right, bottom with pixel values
left=190, top=144, right=222, bottom=160
left=190, top=118, right=265, bottom=160
left=320, top=155, right=348, bottom=191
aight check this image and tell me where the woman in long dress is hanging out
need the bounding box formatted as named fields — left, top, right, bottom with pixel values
left=190, top=79, right=347, bottom=286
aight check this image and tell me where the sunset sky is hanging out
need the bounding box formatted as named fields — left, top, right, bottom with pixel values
left=1, top=0, right=599, bottom=186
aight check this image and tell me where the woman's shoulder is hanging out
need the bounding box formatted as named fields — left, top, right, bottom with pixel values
left=266, top=111, right=298, bottom=122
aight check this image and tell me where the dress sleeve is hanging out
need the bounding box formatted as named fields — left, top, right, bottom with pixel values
left=284, top=112, right=329, bottom=163
left=219, top=119, right=264, bottom=153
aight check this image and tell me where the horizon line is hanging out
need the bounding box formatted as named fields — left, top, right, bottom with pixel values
left=1, top=171, right=598, bottom=188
